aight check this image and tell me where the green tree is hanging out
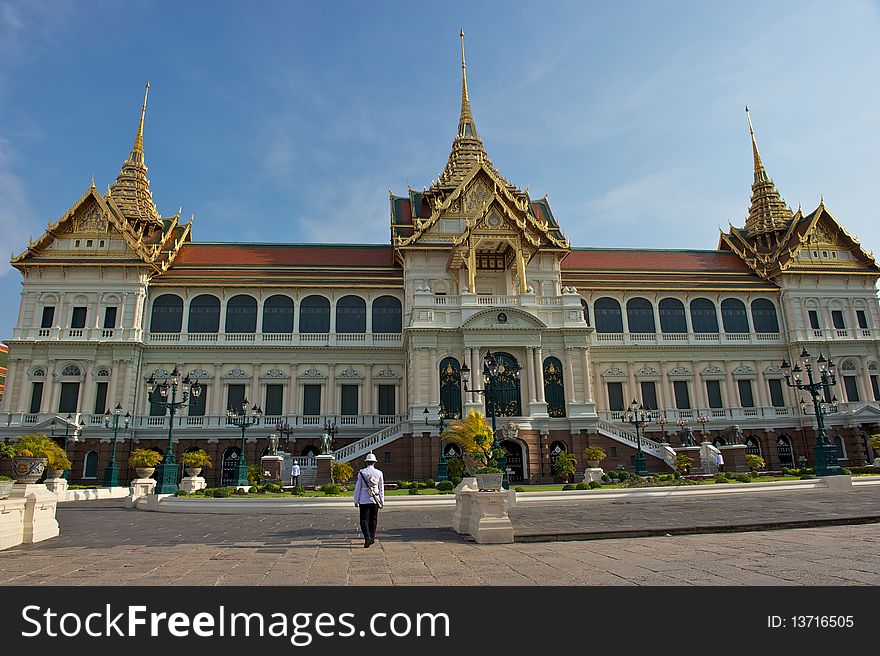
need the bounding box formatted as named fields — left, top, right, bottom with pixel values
left=332, top=461, right=353, bottom=484
left=674, top=453, right=694, bottom=474
left=441, top=411, right=503, bottom=471
left=745, top=454, right=765, bottom=471
left=553, top=451, right=578, bottom=483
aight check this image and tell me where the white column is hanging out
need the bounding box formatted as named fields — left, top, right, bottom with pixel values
left=627, top=365, right=637, bottom=405
left=692, top=360, right=705, bottom=410
left=535, top=347, right=546, bottom=403
left=414, top=349, right=424, bottom=406
left=122, top=359, right=134, bottom=410
left=725, top=368, right=737, bottom=408
left=756, top=363, right=771, bottom=408
left=212, top=368, right=223, bottom=415
left=0, top=358, right=16, bottom=412
left=429, top=349, right=438, bottom=405
left=364, top=363, right=373, bottom=415
left=326, top=364, right=335, bottom=415
left=251, top=364, right=261, bottom=408
left=565, top=348, right=577, bottom=403
left=82, top=365, right=95, bottom=415
left=581, top=348, right=594, bottom=402
left=526, top=347, right=537, bottom=403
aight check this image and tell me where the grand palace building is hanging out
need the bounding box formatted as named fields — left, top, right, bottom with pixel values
left=2, top=41, right=879, bottom=486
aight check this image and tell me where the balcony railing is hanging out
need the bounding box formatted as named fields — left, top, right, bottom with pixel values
left=14, top=327, right=143, bottom=342
left=148, top=332, right=403, bottom=346
left=132, top=413, right=408, bottom=430
left=590, top=332, right=782, bottom=345
left=598, top=405, right=804, bottom=425
left=791, top=328, right=876, bottom=342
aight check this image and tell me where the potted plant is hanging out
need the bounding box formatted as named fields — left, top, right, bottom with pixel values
left=129, top=448, right=163, bottom=478
left=180, top=449, right=212, bottom=477
left=442, top=411, right=504, bottom=490
left=745, top=454, right=765, bottom=473
left=552, top=451, right=578, bottom=483
left=0, top=442, right=15, bottom=498
left=675, top=452, right=694, bottom=475
left=7, top=434, right=65, bottom=484
left=582, top=445, right=607, bottom=468
left=46, top=447, right=72, bottom=479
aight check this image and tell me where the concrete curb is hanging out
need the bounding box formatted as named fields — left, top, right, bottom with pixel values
left=514, top=514, right=880, bottom=542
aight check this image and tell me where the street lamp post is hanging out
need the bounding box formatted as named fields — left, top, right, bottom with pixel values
left=50, top=413, right=85, bottom=479
left=696, top=414, right=709, bottom=437
left=423, top=405, right=459, bottom=481
left=147, top=367, right=202, bottom=494
left=622, top=400, right=649, bottom=476
left=656, top=414, right=668, bottom=442
left=227, top=399, right=263, bottom=487
left=461, top=352, right=521, bottom=490
left=275, top=422, right=294, bottom=451
left=102, top=403, right=130, bottom=487
left=781, top=349, right=843, bottom=476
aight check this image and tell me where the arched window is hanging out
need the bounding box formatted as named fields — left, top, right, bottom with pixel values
left=336, top=295, right=366, bottom=333
left=439, top=357, right=462, bottom=417
left=61, top=364, right=82, bottom=377
left=83, top=451, right=99, bottom=479
left=220, top=447, right=241, bottom=486
left=658, top=298, right=687, bottom=333
left=626, top=298, right=655, bottom=333
left=372, top=296, right=402, bottom=333
left=594, top=298, right=623, bottom=333
left=580, top=299, right=590, bottom=325
left=721, top=299, right=749, bottom=333
left=299, top=295, right=330, bottom=333
left=745, top=436, right=761, bottom=456
left=690, top=298, right=719, bottom=333
left=149, top=294, right=183, bottom=333
left=225, top=295, right=257, bottom=333
left=549, top=440, right=568, bottom=478
left=262, top=295, right=294, bottom=333
left=486, top=352, right=522, bottom=418
left=188, top=294, right=220, bottom=333
left=776, top=435, right=793, bottom=468
left=543, top=357, right=566, bottom=417
left=750, top=299, right=779, bottom=333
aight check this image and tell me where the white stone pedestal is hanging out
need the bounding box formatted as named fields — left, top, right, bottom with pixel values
left=9, top=484, right=60, bottom=543
left=452, top=477, right=478, bottom=534
left=822, top=475, right=853, bottom=491
left=125, top=478, right=156, bottom=509
left=582, top=467, right=604, bottom=483
left=44, top=477, right=69, bottom=496
left=460, top=490, right=514, bottom=544
left=179, top=476, right=206, bottom=493
left=0, top=498, right=27, bottom=550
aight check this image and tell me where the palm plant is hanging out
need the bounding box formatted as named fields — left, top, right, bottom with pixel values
left=441, top=410, right=503, bottom=473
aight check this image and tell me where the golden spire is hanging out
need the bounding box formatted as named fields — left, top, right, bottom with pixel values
left=458, top=30, right=476, bottom=138
left=435, top=30, right=498, bottom=189
left=742, top=106, right=792, bottom=238
left=108, top=81, right=162, bottom=226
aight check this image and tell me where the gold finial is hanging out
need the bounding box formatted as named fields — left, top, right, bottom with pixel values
left=133, top=81, right=150, bottom=155
left=90, top=174, right=95, bottom=189
left=458, top=29, right=476, bottom=138
left=745, top=105, right=765, bottom=180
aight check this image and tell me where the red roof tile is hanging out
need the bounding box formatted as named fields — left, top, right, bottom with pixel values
left=562, top=249, right=754, bottom=273
left=171, top=243, right=397, bottom=268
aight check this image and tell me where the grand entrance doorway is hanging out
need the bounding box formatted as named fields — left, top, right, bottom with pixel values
left=221, top=447, right=242, bottom=486
left=501, top=440, right=525, bottom=482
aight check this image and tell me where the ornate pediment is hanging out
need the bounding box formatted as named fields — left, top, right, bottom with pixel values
left=668, top=366, right=690, bottom=376
left=224, top=367, right=249, bottom=379
left=460, top=307, right=547, bottom=330
left=732, top=364, right=755, bottom=375
left=261, top=367, right=289, bottom=379
left=636, top=366, right=659, bottom=377
left=603, top=366, right=626, bottom=377
left=702, top=364, right=725, bottom=375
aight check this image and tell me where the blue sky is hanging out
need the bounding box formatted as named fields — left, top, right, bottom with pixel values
left=1, top=0, right=879, bottom=341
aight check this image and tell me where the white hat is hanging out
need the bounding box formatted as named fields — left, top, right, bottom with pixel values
left=364, top=452, right=377, bottom=462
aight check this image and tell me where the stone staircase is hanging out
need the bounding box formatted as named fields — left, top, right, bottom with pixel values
left=595, top=419, right=677, bottom=469
left=333, top=422, right=409, bottom=463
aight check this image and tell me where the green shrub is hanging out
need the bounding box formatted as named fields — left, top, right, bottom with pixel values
left=211, top=487, right=231, bottom=498
left=781, top=467, right=795, bottom=476
left=247, top=465, right=263, bottom=486
left=714, top=475, right=729, bottom=484
left=575, top=481, right=589, bottom=489
left=734, top=474, right=752, bottom=483
left=180, top=449, right=212, bottom=469
left=601, top=474, right=610, bottom=482
left=332, top=461, right=354, bottom=484
left=436, top=481, right=454, bottom=492
left=514, top=486, right=526, bottom=492
left=840, top=467, right=852, bottom=475
left=799, top=474, right=815, bottom=480
left=174, top=489, right=190, bottom=497
left=451, top=476, right=462, bottom=487
left=267, top=483, right=282, bottom=493
left=129, top=448, right=163, bottom=469
left=553, top=451, right=578, bottom=482
left=397, top=481, right=411, bottom=489
left=291, top=485, right=306, bottom=496
left=848, top=465, right=880, bottom=474
left=425, top=478, right=435, bottom=488
left=589, top=480, right=602, bottom=489
left=408, top=487, right=420, bottom=495
left=562, top=484, right=576, bottom=491
left=673, top=470, right=681, bottom=479
left=618, top=471, right=630, bottom=481
left=320, top=483, right=341, bottom=496
left=607, top=470, right=619, bottom=480
left=446, top=457, right=465, bottom=481
left=745, top=454, right=765, bottom=471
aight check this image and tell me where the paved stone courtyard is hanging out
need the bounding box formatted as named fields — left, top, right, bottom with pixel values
left=1, top=487, right=879, bottom=585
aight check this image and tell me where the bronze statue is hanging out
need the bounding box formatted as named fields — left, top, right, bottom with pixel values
left=319, top=430, right=332, bottom=455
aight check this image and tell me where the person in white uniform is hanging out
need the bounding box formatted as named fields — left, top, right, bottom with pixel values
left=290, top=461, right=301, bottom=486
left=353, top=452, right=385, bottom=548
